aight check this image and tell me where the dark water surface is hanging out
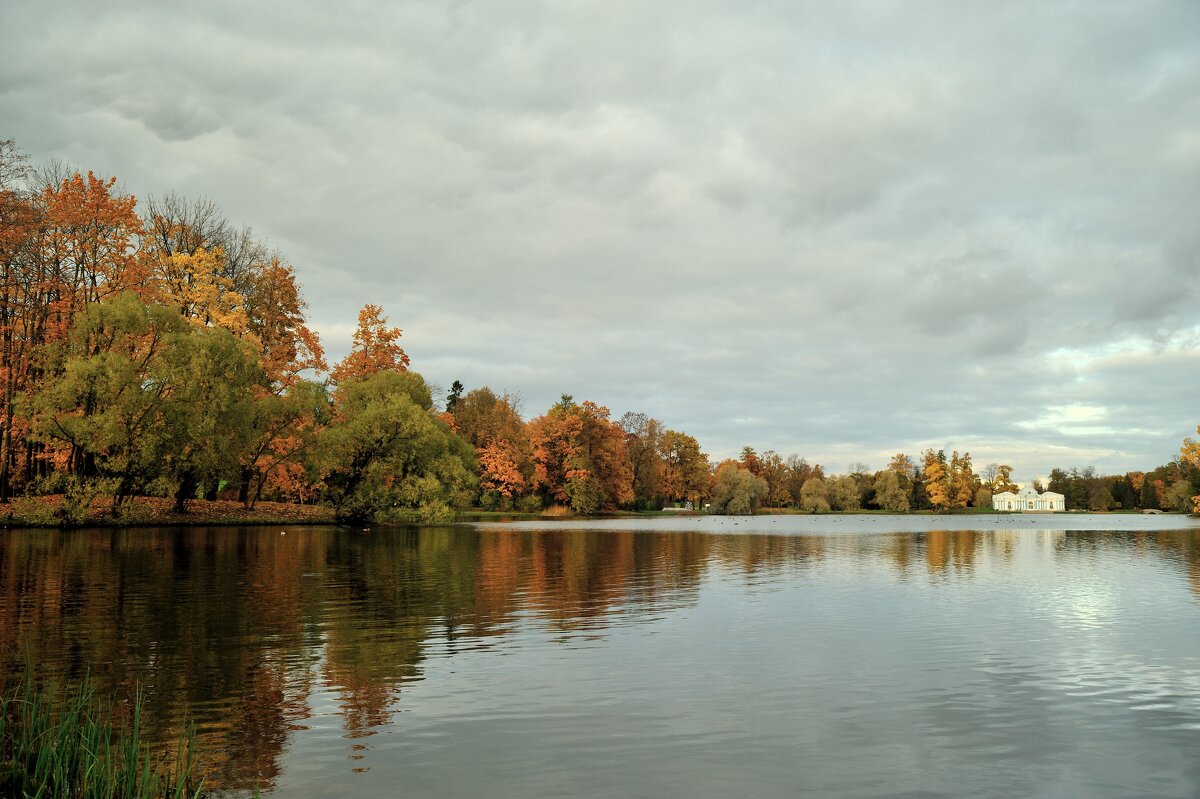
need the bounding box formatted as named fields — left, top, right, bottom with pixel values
left=3, top=517, right=1200, bottom=798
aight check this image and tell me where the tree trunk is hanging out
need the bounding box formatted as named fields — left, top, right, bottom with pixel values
left=238, top=467, right=252, bottom=506
left=174, top=472, right=198, bottom=514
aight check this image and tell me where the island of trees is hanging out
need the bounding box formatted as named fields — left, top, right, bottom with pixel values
left=1, top=140, right=1197, bottom=524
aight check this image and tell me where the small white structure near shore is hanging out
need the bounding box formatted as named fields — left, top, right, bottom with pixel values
left=992, top=485, right=1065, bottom=512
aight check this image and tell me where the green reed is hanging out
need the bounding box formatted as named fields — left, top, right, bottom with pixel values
left=0, top=670, right=203, bottom=799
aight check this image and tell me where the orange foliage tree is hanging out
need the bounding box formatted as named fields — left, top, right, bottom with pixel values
left=451, top=387, right=533, bottom=506
left=527, top=395, right=633, bottom=513
left=330, top=304, right=409, bottom=384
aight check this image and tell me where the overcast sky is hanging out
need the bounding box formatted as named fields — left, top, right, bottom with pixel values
left=3, top=1, right=1199, bottom=480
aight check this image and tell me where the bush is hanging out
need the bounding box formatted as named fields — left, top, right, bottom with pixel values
left=515, top=494, right=542, bottom=513
left=479, top=490, right=502, bottom=511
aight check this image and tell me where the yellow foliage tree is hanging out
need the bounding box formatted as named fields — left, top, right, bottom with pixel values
left=949, top=450, right=975, bottom=509
left=922, top=448, right=951, bottom=511
left=150, top=247, right=251, bottom=335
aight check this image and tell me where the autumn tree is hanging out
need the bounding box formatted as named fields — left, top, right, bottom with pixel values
left=330, top=304, right=410, bottom=384
left=739, top=446, right=762, bottom=476
left=238, top=379, right=330, bottom=508
left=659, top=429, right=709, bottom=507
left=527, top=395, right=633, bottom=514
left=39, top=171, right=146, bottom=309
left=452, top=387, right=534, bottom=507
left=922, top=449, right=951, bottom=511
left=786, top=456, right=821, bottom=508
left=757, top=450, right=792, bottom=508
left=949, top=451, right=976, bottom=509
left=621, top=412, right=666, bottom=509
left=986, top=464, right=1017, bottom=494
left=0, top=141, right=37, bottom=498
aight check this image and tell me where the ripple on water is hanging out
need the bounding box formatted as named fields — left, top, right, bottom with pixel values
left=4, top=524, right=1200, bottom=798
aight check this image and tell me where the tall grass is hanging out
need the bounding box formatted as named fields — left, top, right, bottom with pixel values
left=0, top=671, right=204, bottom=799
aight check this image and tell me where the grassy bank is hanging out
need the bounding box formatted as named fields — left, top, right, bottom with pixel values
left=1, top=496, right=337, bottom=529
left=0, top=671, right=204, bottom=799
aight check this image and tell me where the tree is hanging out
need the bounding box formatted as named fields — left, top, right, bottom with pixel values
left=1087, top=479, right=1115, bottom=512
left=330, top=304, right=409, bottom=384
left=1140, top=476, right=1160, bottom=510
left=1165, top=478, right=1195, bottom=513
left=710, top=462, right=768, bottom=515
left=922, top=449, right=950, bottom=511
left=874, top=470, right=909, bottom=512
left=29, top=293, right=262, bottom=513
left=29, top=293, right=186, bottom=509
left=974, top=486, right=992, bottom=509
left=451, top=387, right=534, bottom=506
left=527, top=397, right=633, bottom=513
left=949, top=451, right=976, bottom=509
left=659, top=430, right=709, bottom=507
left=621, top=411, right=666, bottom=509
left=1180, top=431, right=1200, bottom=513
left=153, top=319, right=263, bottom=512
left=477, top=439, right=526, bottom=500
left=888, top=453, right=915, bottom=480
left=799, top=477, right=830, bottom=513
left=319, top=370, right=476, bottom=522
left=445, top=380, right=464, bottom=414
left=739, top=446, right=762, bottom=476
left=758, top=450, right=792, bottom=508
left=827, top=474, right=861, bottom=511
left=40, top=171, right=146, bottom=308
left=988, top=463, right=1017, bottom=494
left=786, top=456, right=820, bottom=507
left=238, top=379, right=330, bottom=508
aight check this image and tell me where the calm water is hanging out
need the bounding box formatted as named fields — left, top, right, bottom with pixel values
left=3, top=516, right=1200, bottom=798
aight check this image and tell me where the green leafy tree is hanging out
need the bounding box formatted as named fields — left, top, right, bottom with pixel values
left=1140, top=475, right=1160, bottom=510
left=319, top=371, right=476, bottom=522
left=799, top=476, right=831, bottom=513
left=827, top=475, right=861, bottom=511
left=29, top=293, right=187, bottom=511
left=874, top=470, right=910, bottom=512
left=445, top=380, right=464, bottom=413
left=710, top=462, right=767, bottom=515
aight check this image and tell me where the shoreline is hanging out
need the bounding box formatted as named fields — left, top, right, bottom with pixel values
left=1, top=497, right=1190, bottom=530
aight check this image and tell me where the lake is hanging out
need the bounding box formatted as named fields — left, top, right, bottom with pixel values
left=3, top=514, right=1200, bottom=798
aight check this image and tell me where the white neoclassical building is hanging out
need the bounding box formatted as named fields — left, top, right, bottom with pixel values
left=992, top=485, right=1065, bottom=512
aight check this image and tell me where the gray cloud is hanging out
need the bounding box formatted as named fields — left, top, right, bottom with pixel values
left=3, top=0, right=1199, bottom=479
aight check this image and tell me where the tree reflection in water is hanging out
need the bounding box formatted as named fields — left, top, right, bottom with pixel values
left=1, top=524, right=1199, bottom=792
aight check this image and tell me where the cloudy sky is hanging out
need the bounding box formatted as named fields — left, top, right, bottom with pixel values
left=3, top=0, right=1199, bottom=479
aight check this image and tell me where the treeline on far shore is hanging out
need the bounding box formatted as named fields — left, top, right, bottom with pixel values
left=1, top=139, right=1198, bottom=526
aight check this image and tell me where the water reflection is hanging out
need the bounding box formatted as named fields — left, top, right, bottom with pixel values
left=1, top=524, right=1199, bottom=795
